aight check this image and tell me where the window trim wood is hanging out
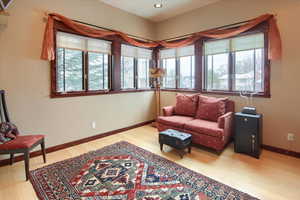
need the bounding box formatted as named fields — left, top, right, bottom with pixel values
left=50, top=21, right=155, bottom=98
left=50, top=20, right=270, bottom=98
left=201, top=23, right=270, bottom=98
left=160, top=23, right=271, bottom=98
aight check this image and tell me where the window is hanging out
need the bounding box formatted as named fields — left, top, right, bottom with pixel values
left=160, top=45, right=195, bottom=89
left=204, top=33, right=266, bottom=94
left=121, top=44, right=152, bottom=89
left=56, top=32, right=111, bottom=93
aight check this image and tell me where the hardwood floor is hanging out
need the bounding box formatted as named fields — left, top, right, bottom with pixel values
left=0, top=125, right=299, bottom=200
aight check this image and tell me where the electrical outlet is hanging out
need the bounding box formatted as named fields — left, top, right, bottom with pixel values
left=92, top=121, right=96, bottom=129
left=287, top=133, right=295, bottom=141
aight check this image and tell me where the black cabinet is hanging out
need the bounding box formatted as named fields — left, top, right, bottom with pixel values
left=234, top=112, right=262, bottom=159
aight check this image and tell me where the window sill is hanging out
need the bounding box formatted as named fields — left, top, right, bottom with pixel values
left=161, top=88, right=199, bottom=93
left=201, top=90, right=270, bottom=98
left=51, top=89, right=154, bottom=98
left=160, top=89, right=270, bottom=98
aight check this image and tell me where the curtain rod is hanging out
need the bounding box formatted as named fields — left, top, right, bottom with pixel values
left=162, top=19, right=252, bottom=42
left=71, top=18, right=252, bottom=42
left=44, top=13, right=275, bottom=43
left=43, top=13, right=155, bottom=42
left=71, top=19, right=156, bottom=42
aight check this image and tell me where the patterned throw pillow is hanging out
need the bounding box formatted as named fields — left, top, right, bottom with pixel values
left=0, top=122, right=19, bottom=144
left=196, top=95, right=228, bottom=122
left=174, top=93, right=199, bottom=117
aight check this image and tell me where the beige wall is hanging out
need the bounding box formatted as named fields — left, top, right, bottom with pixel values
left=0, top=0, right=299, bottom=154
left=0, top=0, right=156, bottom=150
left=157, top=0, right=300, bottom=152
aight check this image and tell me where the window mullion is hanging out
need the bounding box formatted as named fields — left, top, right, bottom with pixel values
left=134, top=58, right=138, bottom=89
left=190, top=56, right=193, bottom=89
left=229, top=52, right=234, bottom=92
left=83, top=51, right=88, bottom=92
left=176, top=58, right=180, bottom=89
left=253, top=49, right=257, bottom=92
left=211, top=55, right=214, bottom=90
left=102, top=54, right=105, bottom=90
left=63, top=49, right=66, bottom=92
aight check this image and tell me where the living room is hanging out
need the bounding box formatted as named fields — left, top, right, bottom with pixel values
left=0, top=0, right=299, bottom=199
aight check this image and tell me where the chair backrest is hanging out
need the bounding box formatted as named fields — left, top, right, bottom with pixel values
left=0, top=90, right=10, bottom=123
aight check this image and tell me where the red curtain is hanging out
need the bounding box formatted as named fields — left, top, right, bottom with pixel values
left=41, top=13, right=282, bottom=61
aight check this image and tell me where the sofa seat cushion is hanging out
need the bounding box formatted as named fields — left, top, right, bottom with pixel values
left=157, top=115, right=194, bottom=129
left=184, top=119, right=224, bottom=138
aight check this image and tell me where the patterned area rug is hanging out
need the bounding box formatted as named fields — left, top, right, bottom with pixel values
left=30, top=141, right=258, bottom=200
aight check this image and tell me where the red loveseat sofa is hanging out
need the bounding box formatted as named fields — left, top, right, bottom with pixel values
left=157, top=94, right=235, bottom=152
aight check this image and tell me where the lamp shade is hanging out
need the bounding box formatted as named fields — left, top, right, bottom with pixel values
left=150, top=68, right=165, bottom=78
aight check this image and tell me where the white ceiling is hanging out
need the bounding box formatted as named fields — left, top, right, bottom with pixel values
left=100, top=0, right=220, bottom=22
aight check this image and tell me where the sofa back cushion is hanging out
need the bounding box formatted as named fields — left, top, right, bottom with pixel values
left=174, top=93, right=199, bottom=117
left=226, top=100, right=235, bottom=113
left=196, top=95, right=228, bottom=122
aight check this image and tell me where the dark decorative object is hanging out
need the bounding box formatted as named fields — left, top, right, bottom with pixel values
left=30, top=141, right=258, bottom=200
left=240, top=91, right=258, bottom=115
left=159, top=129, right=192, bottom=158
left=0, top=0, right=13, bottom=10
left=234, top=112, right=263, bottom=159
left=0, top=90, right=46, bottom=181
left=0, top=122, right=19, bottom=144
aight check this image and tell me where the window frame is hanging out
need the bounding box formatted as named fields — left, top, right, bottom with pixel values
left=52, top=34, right=112, bottom=97
left=160, top=50, right=196, bottom=91
left=120, top=44, right=152, bottom=91
left=50, top=21, right=270, bottom=98
left=201, top=26, right=270, bottom=98
left=50, top=22, right=154, bottom=98
left=160, top=24, right=270, bottom=98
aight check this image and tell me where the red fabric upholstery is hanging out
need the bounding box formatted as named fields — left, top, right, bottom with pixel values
left=157, top=123, right=226, bottom=151
left=0, top=135, right=44, bottom=150
left=218, top=112, right=233, bottom=129
left=162, top=106, right=175, bottom=117
left=157, top=115, right=194, bottom=129
left=188, top=130, right=226, bottom=151
left=157, top=97, right=235, bottom=152
left=226, top=100, right=235, bottom=113
left=196, top=95, right=228, bottom=122
left=184, top=119, right=224, bottom=138
left=174, top=93, right=199, bottom=117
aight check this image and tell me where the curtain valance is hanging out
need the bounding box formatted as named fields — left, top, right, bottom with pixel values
left=41, top=13, right=281, bottom=61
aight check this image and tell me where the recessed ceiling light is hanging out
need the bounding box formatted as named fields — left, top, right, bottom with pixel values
left=154, top=3, right=163, bottom=8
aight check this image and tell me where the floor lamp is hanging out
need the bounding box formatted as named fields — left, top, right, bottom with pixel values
left=150, top=68, right=165, bottom=127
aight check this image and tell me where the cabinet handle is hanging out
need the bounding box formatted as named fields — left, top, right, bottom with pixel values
left=252, top=135, right=255, bottom=153
left=244, top=118, right=248, bottom=122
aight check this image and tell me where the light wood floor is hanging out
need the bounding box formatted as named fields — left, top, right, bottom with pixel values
left=0, top=125, right=299, bottom=200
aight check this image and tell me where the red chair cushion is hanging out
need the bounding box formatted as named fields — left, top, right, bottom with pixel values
left=184, top=119, right=224, bottom=138
left=174, top=93, right=199, bottom=117
left=0, top=135, right=44, bottom=150
left=157, top=115, right=194, bottom=129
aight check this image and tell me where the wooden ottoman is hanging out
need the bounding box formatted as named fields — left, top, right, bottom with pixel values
left=159, top=129, right=192, bottom=158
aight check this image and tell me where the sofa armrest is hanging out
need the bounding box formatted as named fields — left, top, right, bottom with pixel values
left=218, top=112, right=233, bottom=129
left=162, top=106, right=175, bottom=116
left=218, top=112, right=234, bottom=142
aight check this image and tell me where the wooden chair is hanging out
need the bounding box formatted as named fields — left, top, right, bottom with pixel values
left=0, top=90, right=46, bottom=181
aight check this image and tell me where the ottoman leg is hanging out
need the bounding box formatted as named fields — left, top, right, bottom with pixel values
left=188, top=146, right=191, bottom=153
left=160, top=143, right=163, bottom=151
